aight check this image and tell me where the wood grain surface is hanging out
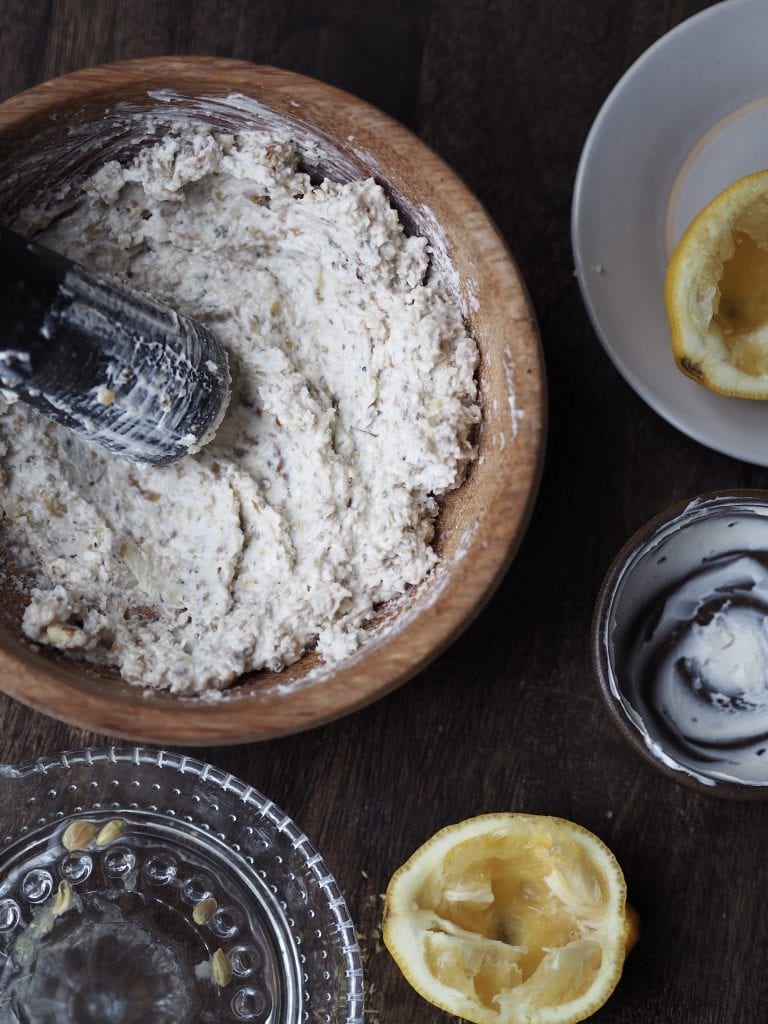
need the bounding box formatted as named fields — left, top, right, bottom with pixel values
left=0, top=2, right=763, bottom=1022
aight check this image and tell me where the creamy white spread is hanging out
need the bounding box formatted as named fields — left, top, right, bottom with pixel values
left=628, top=552, right=768, bottom=781
left=0, top=124, right=479, bottom=694
left=675, top=604, right=768, bottom=700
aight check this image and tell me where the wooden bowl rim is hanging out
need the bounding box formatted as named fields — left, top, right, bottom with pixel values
left=0, top=56, right=546, bottom=744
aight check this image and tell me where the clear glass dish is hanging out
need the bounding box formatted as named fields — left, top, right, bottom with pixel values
left=0, top=747, right=363, bottom=1024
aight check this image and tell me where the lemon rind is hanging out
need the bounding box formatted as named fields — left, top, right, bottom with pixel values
left=382, top=812, right=635, bottom=1024
left=666, top=169, right=768, bottom=399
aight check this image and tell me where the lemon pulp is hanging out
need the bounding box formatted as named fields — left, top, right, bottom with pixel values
left=666, top=168, right=768, bottom=397
left=715, top=232, right=768, bottom=375
left=383, top=814, right=637, bottom=1024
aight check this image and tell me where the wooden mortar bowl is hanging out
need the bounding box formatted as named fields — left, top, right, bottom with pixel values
left=0, top=58, right=545, bottom=745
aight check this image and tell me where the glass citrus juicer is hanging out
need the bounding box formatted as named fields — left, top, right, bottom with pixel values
left=0, top=747, right=363, bottom=1024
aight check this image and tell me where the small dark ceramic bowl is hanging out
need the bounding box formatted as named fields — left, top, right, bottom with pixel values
left=593, top=491, right=768, bottom=800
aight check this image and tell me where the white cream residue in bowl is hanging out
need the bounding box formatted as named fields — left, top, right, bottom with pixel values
left=607, top=497, right=768, bottom=787
left=0, top=123, right=480, bottom=694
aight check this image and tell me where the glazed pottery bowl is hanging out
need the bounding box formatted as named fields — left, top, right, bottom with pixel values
left=0, top=57, right=545, bottom=744
left=593, top=491, right=768, bottom=799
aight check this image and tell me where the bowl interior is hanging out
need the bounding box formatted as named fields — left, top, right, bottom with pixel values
left=597, top=493, right=768, bottom=796
left=0, top=59, right=544, bottom=743
left=0, top=746, right=362, bottom=1023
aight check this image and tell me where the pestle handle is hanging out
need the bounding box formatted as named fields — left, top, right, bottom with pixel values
left=0, top=224, right=230, bottom=466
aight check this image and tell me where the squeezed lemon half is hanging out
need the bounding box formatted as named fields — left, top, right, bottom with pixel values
left=666, top=169, right=768, bottom=397
left=382, top=813, right=638, bottom=1024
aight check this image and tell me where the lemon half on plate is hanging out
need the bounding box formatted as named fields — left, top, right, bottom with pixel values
left=382, top=813, right=638, bottom=1024
left=666, top=169, right=768, bottom=398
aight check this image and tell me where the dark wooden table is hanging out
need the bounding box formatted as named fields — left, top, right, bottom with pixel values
left=0, top=1, right=763, bottom=1021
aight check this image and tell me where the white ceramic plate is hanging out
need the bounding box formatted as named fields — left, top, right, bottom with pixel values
left=572, top=0, right=768, bottom=466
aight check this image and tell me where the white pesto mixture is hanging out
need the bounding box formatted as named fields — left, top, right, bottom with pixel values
left=0, top=123, right=479, bottom=694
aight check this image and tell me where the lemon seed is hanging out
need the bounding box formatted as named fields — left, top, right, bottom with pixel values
left=62, top=820, right=97, bottom=851
left=52, top=879, right=72, bottom=916
left=193, top=896, right=218, bottom=925
left=211, top=947, right=231, bottom=988
left=95, top=819, right=125, bottom=847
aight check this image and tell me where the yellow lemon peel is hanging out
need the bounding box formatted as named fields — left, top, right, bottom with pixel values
left=666, top=169, right=768, bottom=397
left=383, top=813, right=638, bottom=1024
